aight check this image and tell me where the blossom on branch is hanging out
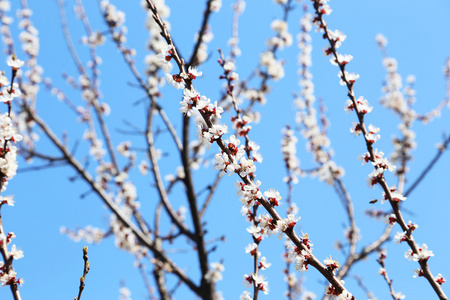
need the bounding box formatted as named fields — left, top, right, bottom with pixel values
left=435, top=274, right=445, bottom=285
left=382, top=187, right=406, bottom=204
left=6, top=55, right=24, bottom=70
left=338, top=71, right=359, bottom=86
left=214, top=152, right=237, bottom=177
left=393, top=231, right=407, bottom=244
left=324, top=256, right=340, bottom=273
left=252, top=273, right=269, bottom=295
left=405, top=244, right=434, bottom=262
left=245, top=243, right=260, bottom=258
left=165, top=73, right=185, bottom=89
left=0, top=270, right=22, bottom=287
left=259, top=256, right=271, bottom=270
left=237, top=181, right=262, bottom=208
left=263, top=189, right=282, bottom=207
left=365, top=124, right=380, bottom=144
left=344, top=97, right=373, bottom=115
left=383, top=213, right=397, bottom=226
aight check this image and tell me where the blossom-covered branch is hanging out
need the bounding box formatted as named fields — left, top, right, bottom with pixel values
left=0, top=56, right=25, bottom=300
left=146, top=0, right=356, bottom=298
left=311, top=0, right=447, bottom=298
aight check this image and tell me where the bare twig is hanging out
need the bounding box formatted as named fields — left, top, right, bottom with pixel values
left=405, top=134, right=450, bottom=197
left=74, top=246, right=90, bottom=300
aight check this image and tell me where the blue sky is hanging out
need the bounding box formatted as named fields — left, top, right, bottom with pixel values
left=1, top=0, right=450, bottom=299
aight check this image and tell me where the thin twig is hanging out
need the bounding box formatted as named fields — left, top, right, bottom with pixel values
left=24, top=106, right=201, bottom=295
left=75, top=246, right=90, bottom=300
left=405, top=134, right=450, bottom=197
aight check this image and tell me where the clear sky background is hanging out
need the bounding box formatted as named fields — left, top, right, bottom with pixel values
left=1, top=0, right=450, bottom=299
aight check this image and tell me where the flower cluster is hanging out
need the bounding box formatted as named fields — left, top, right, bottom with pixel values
left=60, top=226, right=105, bottom=244
left=392, top=292, right=406, bottom=300
left=235, top=180, right=262, bottom=207
left=263, top=188, right=282, bottom=207
left=254, top=1, right=296, bottom=82
left=259, top=51, right=284, bottom=81
left=357, top=149, right=397, bottom=190
left=0, top=113, right=20, bottom=184
left=344, top=97, right=373, bottom=115
left=0, top=269, right=23, bottom=287
left=0, top=59, right=23, bottom=192
left=292, top=248, right=311, bottom=272
left=243, top=89, right=266, bottom=107
left=376, top=36, right=425, bottom=178
left=324, top=283, right=353, bottom=300
left=244, top=211, right=301, bottom=243
left=0, top=63, right=22, bottom=103
left=231, top=115, right=251, bottom=137
left=81, top=31, right=106, bottom=47
left=268, top=19, right=292, bottom=50
left=240, top=290, right=252, bottom=300
left=405, top=244, right=434, bottom=262
left=17, top=7, right=40, bottom=80
left=413, top=268, right=424, bottom=278
left=214, top=134, right=259, bottom=178
left=281, top=127, right=303, bottom=184
left=100, top=1, right=125, bottom=28
left=245, top=243, right=260, bottom=257
left=0, top=232, right=24, bottom=286
left=242, top=273, right=269, bottom=295
left=296, top=12, right=343, bottom=186
left=285, top=233, right=313, bottom=272
left=193, top=23, right=214, bottom=65
left=324, top=256, right=340, bottom=273
left=181, top=85, right=223, bottom=118
left=119, top=286, right=132, bottom=300
left=110, top=212, right=143, bottom=255
left=143, top=0, right=172, bottom=96
left=198, top=124, right=227, bottom=150
left=393, top=231, right=407, bottom=244
left=435, top=274, right=445, bottom=285
left=383, top=213, right=397, bottom=226
left=382, top=186, right=406, bottom=204
left=204, top=262, right=224, bottom=283
left=210, top=0, right=222, bottom=12
left=379, top=54, right=412, bottom=119
left=277, top=214, right=301, bottom=233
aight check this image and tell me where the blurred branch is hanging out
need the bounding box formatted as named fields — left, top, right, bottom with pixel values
left=188, top=0, right=215, bottom=67
left=199, top=172, right=221, bottom=217
left=145, top=103, right=195, bottom=241
left=58, top=0, right=85, bottom=74
left=405, top=134, right=450, bottom=197
left=24, top=105, right=202, bottom=295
